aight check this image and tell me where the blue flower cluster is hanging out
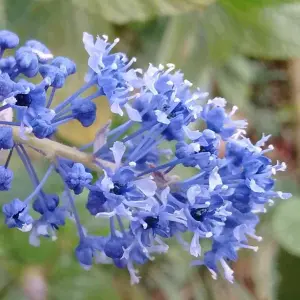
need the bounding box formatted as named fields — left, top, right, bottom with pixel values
left=0, top=30, right=291, bottom=284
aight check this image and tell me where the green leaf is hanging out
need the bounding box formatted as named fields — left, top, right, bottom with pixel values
left=224, top=3, right=300, bottom=59
left=156, top=15, right=199, bottom=65
left=72, top=0, right=213, bottom=24
left=252, top=226, right=280, bottom=300
left=220, top=0, right=300, bottom=10
left=49, top=267, right=122, bottom=300
left=277, top=248, right=300, bottom=300
left=272, top=199, right=300, bottom=256
left=164, top=1, right=300, bottom=82
left=215, top=55, right=259, bottom=109
left=4, top=0, right=113, bottom=53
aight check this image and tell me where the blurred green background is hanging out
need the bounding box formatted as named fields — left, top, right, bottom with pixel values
left=1, top=0, right=300, bottom=299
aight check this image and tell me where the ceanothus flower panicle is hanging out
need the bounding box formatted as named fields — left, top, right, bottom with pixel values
left=0, top=29, right=291, bottom=284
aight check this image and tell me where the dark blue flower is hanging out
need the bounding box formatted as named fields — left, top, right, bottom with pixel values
left=86, top=189, right=107, bottom=215
left=104, top=235, right=126, bottom=259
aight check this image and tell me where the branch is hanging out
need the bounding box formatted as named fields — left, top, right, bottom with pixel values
left=12, top=127, right=113, bottom=172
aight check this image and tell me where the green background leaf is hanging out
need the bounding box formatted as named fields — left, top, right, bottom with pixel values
left=272, top=199, right=300, bottom=256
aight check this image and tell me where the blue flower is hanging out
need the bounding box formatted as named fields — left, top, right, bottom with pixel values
left=75, top=235, right=108, bottom=269
left=0, top=30, right=19, bottom=50
left=71, top=98, right=97, bottom=127
left=0, top=56, right=16, bottom=74
left=0, top=31, right=291, bottom=285
left=33, top=194, right=59, bottom=214
left=86, top=189, right=107, bottom=215
left=15, top=46, right=39, bottom=77
left=27, top=86, right=48, bottom=108
left=83, top=33, right=142, bottom=118
left=0, top=166, right=13, bottom=191
left=199, top=237, right=238, bottom=283
left=104, top=235, right=127, bottom=259
left=24, top=107, right=55, bottom=138
left=0, top=127, right=13, bottom=149
left=39, top=65, right=66, bottom=88
left=0, top=73, right=15, bottom=99
left=29, top=207, right=67, bottom=246
left=175, top=141, right=211, bottom=167
left=25, top=40, right=52, bottom=63
left=2, top=199, right=33, bottom=231
left=51, top=56, right=76, bottom=76
left=202, top=99, right=247, bottom=139
left=31, top=118, right=55, bottom=139
left=64, top=163, right=93, bottom=195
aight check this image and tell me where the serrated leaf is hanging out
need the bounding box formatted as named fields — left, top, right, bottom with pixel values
left=272, top=199, right=300, bottom=256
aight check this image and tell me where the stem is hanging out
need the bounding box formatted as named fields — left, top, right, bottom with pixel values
left=46, top=87, right=56, bottom=108
left=18, top=145, right=49, bottom=211
left=126, top=123, right=162, bottom=162
left=58, top=165, right=85, bottom=240
left=116, top=215, right=125, bottom=233
left=54, top=77, right=97, bottom=112
left=4, top=147, right=14, bottom=168
left=108, top=120, right=133, bottom=138
left=0, top=104, right=10, bottom=112
left=16, top=145, right=39, bottom=186
left=12, top=126, right=114, bottom=172
left=122, top=122, right=154, bottom=143
left=24, top=165, right=54, bottom=203
left=137, top=158, right=184, bottom=177
left=0, top=121, right=20, bottom=125
left=110, top=217, right=116, bottom=236
left=52, top=116, right=74, bottom=127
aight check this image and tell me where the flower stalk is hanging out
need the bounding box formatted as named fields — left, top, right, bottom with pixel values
left=11, top=127, right=112, bottom=172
